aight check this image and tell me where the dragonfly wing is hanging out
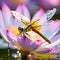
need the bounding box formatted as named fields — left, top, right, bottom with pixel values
left=39, top=8, right=56, bottom=25
left=11, top=11, right=30, bottom=28
left=30, top=8, right=57, bottom=44
left=46, top=8, right=56, bottom=20
left=32, top=8, right=56, bottom=25
left=11, top=4, right=30, bottom=28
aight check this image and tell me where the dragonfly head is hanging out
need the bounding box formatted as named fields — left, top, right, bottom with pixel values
left=18, top=27, right=24, bottom=31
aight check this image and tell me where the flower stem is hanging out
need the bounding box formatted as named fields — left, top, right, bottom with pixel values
left=19, top=50, right=30, bottom=60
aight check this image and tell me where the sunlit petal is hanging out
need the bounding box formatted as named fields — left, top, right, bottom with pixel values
left=32, top=8, right=44, bottom=21
left=6, top=30, right=17, bottom=45
left=41, top=20, right=60, bottom=39
left=16, top=4, right=30, bottom=19
left=2, top=3, right=12, bottom=28
left=26, top=31, right=44, bottom=42
left=0, top=10, right=5, bottom=30
left=44, top=32, right=60, bottom=48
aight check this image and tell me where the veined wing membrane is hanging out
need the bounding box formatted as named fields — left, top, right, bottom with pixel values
left=11, top=11, right=30, bottom=26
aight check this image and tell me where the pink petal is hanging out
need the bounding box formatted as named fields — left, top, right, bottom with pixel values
left=36, top=48, right=53, bottom=54
left=16, top=3, right=30, bottom=19
left=6, top=30, right=17, bottom=45
left=49, top=20, right=60, bottom=29
left=41, top=29, right=60, bottom=48
left=35, top=40, right=42, bottom=45
left=0, top=10, right=5, bottom=30
left=32, top=8, right=45, bottom=21
left=17, top=36, right=32, bottom=50
left=0, top=28, right=10, bottom=43
left=49, top=48, right=60, bottom=54
left=41, top=20, right=60, bottom=39
left=29, top=40, right=41, bottom=51
left=2, top=3, right=12, bottom=27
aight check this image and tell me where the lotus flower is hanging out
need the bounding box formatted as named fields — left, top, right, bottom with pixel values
left=0, top=3, right=60, bottom=59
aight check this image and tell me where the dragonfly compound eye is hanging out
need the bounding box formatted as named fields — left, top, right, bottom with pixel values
left=18, top=27, right=24, bottom=31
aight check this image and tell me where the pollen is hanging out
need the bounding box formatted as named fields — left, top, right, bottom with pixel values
left=8, top=26, right=20, bottom=35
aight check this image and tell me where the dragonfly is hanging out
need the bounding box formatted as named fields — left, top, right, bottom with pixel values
left=11, top=8, right=56, bottom=44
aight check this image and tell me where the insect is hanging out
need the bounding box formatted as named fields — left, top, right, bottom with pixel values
left=11, top=8, right=56, bottom=44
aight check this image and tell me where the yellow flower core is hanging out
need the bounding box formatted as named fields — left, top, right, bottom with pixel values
left=8, top=26, right=20, bottom=35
